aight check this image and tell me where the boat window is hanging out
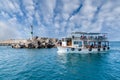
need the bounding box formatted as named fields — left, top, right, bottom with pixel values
left=74, top=41, right=78, bottom=44
left=79, top=42, right=82, bottom=47
left=74, top=41, right=82, bottom=46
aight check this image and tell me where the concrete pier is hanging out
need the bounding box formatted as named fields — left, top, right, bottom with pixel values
left=0, top=39, right=27, bottom=46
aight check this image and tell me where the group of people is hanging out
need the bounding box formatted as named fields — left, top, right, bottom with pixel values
left=86, top=43, right=107, bottom=48
left=80, top=35, right=106, bottom=40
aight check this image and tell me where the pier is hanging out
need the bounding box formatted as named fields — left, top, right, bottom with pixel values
left=0, top=37, right=58, bottom=49
left=0, top=39, right=27, bottom=46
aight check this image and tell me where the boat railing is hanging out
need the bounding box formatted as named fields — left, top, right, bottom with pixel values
left=72, top=36, right=107, bottom=41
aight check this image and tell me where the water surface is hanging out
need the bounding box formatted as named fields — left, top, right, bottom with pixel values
left=0, top=42, right=120, bottom=80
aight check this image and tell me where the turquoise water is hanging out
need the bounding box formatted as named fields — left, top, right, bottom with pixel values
left=0, top=42, right=120, bottom=80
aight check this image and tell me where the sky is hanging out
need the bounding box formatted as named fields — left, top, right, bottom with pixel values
left=0, top=0, right=120, bottom=41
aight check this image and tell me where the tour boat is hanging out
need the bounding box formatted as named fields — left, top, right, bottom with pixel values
left=57, top=32, right=110, bottom=54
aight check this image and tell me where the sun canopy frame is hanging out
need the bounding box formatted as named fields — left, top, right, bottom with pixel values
left=71, top=32, right=107, bottom=35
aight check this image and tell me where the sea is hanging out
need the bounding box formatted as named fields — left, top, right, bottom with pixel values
left=0, top=41, right=120, bottom=80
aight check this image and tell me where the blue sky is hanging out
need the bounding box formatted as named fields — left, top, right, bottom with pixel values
left=0, top=0, right=120, bottom=41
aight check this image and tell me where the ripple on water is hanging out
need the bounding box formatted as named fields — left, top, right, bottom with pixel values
left=0, top=42, right=120, bottom=80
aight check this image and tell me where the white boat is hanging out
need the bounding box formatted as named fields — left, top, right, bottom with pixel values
left=57, top=32, right=110, bottom=54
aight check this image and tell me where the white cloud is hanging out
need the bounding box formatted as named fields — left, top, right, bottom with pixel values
left=62, top=0, right=80, bottom=14
left=22, top=0, right=35, bottom=24
left=0, top=21, right=22, bottom=40
left=0, top=0, right=22, bottom=15
left=0, top=11, right=10, bottom=19
left=0, top=0, right=120, bottom=40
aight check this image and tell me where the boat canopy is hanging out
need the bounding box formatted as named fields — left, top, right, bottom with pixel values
left=71, top=32, right=107, bottom=35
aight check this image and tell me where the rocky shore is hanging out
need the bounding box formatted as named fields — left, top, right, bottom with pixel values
left=0, top=37, right=58, bottom=49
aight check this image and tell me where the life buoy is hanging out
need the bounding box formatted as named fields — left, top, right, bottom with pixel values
left=71, top=48, right=75, bottom=51
left=107, top=47, right=110, bottom=50
left=78, top=48, right=81, bottom=51
left=89, top=48, right=92, bottom=51
left=98, top=48, right=100, bottom=51
left=103, top=47, right=106, bottom=51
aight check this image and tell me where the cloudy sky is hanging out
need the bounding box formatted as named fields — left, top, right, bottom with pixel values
left=0, top=0, right=120, bottom=40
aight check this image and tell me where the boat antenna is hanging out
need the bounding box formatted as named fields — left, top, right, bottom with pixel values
left=30, top=25, right=33, bottom=40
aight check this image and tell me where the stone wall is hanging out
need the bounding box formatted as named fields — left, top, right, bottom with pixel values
left=0, top=37, right=58, bottom=49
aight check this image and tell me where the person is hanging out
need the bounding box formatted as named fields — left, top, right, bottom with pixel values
left=60, top=41, right=62, bottom=46
left=91, top=44, right=94, bottom=48
left=94, top=43, right=97, bottom=48
left=80, top=36, right=82, bottom=39
left=57, top=40, right=62, bottom=46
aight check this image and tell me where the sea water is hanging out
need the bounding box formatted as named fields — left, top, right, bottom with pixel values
left=0, top=42, right=120, bottom=80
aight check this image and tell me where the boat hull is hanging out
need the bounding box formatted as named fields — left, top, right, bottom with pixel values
left=57, top=46, right=109, bottom=54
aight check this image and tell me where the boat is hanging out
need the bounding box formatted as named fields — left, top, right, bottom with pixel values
left=57, top=32, right=110, bottom=54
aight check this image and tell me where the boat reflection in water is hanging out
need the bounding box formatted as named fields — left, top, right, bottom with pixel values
left=57, top=52, right=111, bottom=80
